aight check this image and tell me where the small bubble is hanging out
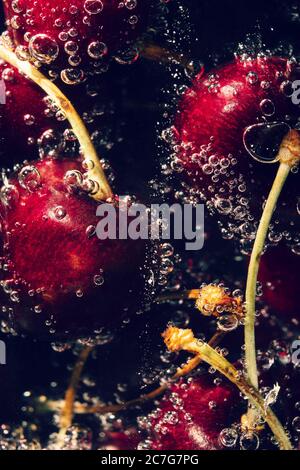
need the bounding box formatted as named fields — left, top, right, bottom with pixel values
left=53, top=206, right=67, bottom=220
left=84, top=0, right=103, bottom=14
left=217, top=314, right=239, bottom=332
left=87, top=41, right=107, bottom=59
left=29, top=34, right=59, bottom=64
left=93, top=274, right=104, bottom=286
left=18, top=165, right=41, bottom=192
left=0, top=184, right=19, bottom=207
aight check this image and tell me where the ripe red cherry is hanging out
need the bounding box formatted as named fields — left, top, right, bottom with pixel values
left=0, top=60, right=64, bottom=165
left=146, top=375, right=240, bottom=450
left=0, top=60, right=115, bottom=166
left=99, top=429, right=140, bottom=450
left=173, top=56, right=300, bottom=244
left=0, top=157, right=160, bottom=340
left=3, top=0, right=150, bottom=84
left=258, top=246, right=300, bottom=320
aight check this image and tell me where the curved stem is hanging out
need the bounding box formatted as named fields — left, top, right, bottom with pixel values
left=57, top=346, right=93, bottom=444
left=140, top=43, right=200, bottom=75
left=163, top=327, right=293, bottom=450
left=244, top=129, right=300, bottom=429
left=245, top=164, right=290, bottom=381
left=0, top=44, right=112, bottom=202
left=245, top=163, right=291, bottom=428
left=156, top=289, right=201, bottom=302
left=45, top=330, right=225, bottom=416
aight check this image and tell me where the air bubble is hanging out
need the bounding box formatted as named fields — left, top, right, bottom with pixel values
left=61, top=68, right=85, bottom=85
left=64, top=170, right=83, bottom=192
left=114, top=47, right=139, bottom=65
left=260, top=99, right=275, bottom=117
left=38, top=129, right=65, bottom=157
left=53, top=206, right=67, bottom=220
left=29, top=34, right=59, bottom=64
left=0, top=184, right=19, bottom=208
left=93, top=274, right=104, bottom=286
left=84, top=0, right=104, bottom=14
left=243, top=122, right=290, bottom=163
left=217, top=314, right=239, bottom=331
left=88, top=41, right=107, bottom=59
left=18, top=165, right=41, bottom=192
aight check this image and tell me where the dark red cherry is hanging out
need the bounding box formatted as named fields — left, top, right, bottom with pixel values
left=0, top=157, right=160, bottom=340
left=3, top=0, right=151, bottom=84
left=0, top=60, right=64, bottom=165
left=259, top=246, right=300, bottom=320
left=0, top=60, right=115, bottom=166
left=147, top=375, right=240, bottom=450
left=99, top=429, right=139, bottom=450
left=173, top=56, right=300, bottom=245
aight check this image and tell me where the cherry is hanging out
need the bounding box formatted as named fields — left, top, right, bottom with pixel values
left=146, top=375, right=240, bottom=450
left=172, top=56, right=300, bottom=245
left=0, top=60, right=115, bottom=166
left=0, top=60, right=65, bottom=165
left=99, top=429, right=140, bottom=450
left=0, top=157, right=160, bottom=340
left=2, top=0, right=151, bottom=85
left=258, top=246, right=300, bottom=319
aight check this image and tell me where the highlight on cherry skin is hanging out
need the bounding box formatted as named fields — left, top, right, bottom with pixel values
left=2, top=0, right=152, bottom=85
left=0, top=157, right=164, bottom=341
left=167, top=55, right=300, bottom=251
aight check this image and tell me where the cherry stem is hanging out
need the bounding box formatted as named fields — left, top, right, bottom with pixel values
left=0, top=44, right=112, bottom=202
left=245, top=129, right=300, bottom=430
left=156, top=289, right=201, bottom=302
left=57, top=345, right=93, bottom=444
left=163, top=326, right=293, bottom=450
left=44, top=330, right=225, bottom=415
left=140, top=43, right=196, bottom=73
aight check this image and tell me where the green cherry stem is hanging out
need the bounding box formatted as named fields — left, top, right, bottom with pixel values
left=244, top=129, right=300, bottom=430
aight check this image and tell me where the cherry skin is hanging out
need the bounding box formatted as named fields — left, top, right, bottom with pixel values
left=146, top=375, right=240, bottom=450
left=173, top=56, right=300, bottom=244
left=0, top=60, right=115, bottom=166
left=0, top=60, right=64, bottom=165
left=0, top=157, right=160, bottom=340
left=3, top=0, right=151, bottom=85
left=99, top=429, right=140, bottom=450
left=258, top=246, right=300, bottom=320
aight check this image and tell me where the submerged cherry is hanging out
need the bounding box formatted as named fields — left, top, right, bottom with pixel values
left=3, top=0, right=151, bottom=84
left=259, top=246, right=300, bottom=320
left=0, top=60, right=64, bottom=164
left=0, top=60, right=115, bottom=166
left=0, top=157, right=160, bottom=340
left=172, top=56, right=300, bottom=247
left=99, top=429, right=140, bottom=450
left=145, top=375, right=240, bottom=450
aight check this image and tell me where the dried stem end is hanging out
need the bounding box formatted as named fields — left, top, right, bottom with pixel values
left=162, top=326, right=195, bottom=353
left=195, top=284, right=244, bottom=318
left=278, top=129, right=300, bottom=166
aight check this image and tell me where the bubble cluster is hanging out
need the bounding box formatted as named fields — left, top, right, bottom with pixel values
left=3, top=0, right=149, bottom=84
left=161, top=55, right=300, bottom=254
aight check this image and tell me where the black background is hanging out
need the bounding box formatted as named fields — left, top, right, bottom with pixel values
left=0, top=0, right=299, bottom=448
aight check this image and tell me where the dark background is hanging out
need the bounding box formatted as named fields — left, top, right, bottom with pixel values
left=0, top=0, right=299, bottom=446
